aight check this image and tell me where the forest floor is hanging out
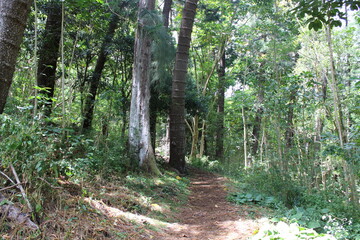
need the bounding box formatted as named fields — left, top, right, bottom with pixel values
left=1, top=168, right=270, bottom=239
left=155, top=168, right=269, bottom=240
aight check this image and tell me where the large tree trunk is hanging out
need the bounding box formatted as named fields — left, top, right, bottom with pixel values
left=0, top=0, right=32, bottom=114
left=82, top=14, right=119, bottom=130
left=36, top=2, right=62, bottom=117
left=215, top=50, right=225, bottom=160
left=169, top=0, right=199, bottom=174
left=128, top=0, right=160, bottom=175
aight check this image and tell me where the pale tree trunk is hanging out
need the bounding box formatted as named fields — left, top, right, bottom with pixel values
left=169, top=0, right=199, bottom=174
left=0, top=0, right=32, bottom=114
left=326, top=26, right=346, bottom=145
left=189, top=116, right=199, bottom=159
left=129, top=0, right=160, bottom=175
left=326, top=26, right=359, bottom=206
left=199, top=119, right=206, bottom=157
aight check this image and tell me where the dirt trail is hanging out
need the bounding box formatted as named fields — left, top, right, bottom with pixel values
left=158, top=169, right=264, bottom=240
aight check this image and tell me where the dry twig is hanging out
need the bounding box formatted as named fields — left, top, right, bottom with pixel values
left=10, top=164, right=32, bottom=212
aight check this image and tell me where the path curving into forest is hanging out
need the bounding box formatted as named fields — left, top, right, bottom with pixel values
left=157, top=168, right=265, bottom=240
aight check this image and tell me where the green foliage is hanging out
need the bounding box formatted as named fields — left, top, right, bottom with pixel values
left=122, top=172, right=190, bottom=217
left=294, top=0, right=360, bottom=30
left=228, top=192, right=281, bottom=208
left=0, top=114, right=125, bottom=181
left=251, top=221, right=337, bottom=240
left=189, top=156, right=223, bottom=172
left=227, top=168, right=360, bottom=239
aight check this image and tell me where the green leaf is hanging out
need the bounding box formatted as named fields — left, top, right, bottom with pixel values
left=308, top=20, right=323, bottom=31
left=35, top=203, right=42, bottom=213
left=307, top=221, right=321, bottom=229
left=292, top=212, right=303, bottom=220
left=0, top=199, right=12, bottom=206
left=320, top=208, right=330, bottom=214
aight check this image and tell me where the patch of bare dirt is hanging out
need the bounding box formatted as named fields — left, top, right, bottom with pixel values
left=156, top=168, right=266, bottom=240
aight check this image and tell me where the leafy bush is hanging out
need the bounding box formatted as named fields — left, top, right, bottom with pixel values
left=238, top=168, right=305, bottom=208
left=251, top=221, right=337, bottom=240
left=189, top=156, right=223, bottom=172
left=0, top=114, right=107, bottom=181
left=229, top=192, right=282, bottom=209
left=229, top=167, right=360, bottom=240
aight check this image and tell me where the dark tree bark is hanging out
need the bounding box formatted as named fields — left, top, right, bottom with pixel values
left=169, top=0, right=199, bottom=174
left=82, top=14, right=119, bottom=130
left=36, top=2, right=62, bottom=117
left=285, top=88, right=297, bottom=148
left=150, top=108, right=157, bottom=151
left=251, top=78, right=264, bottom=156
left=215, top=50, right=225, bottom=160
left=162, top=0, right=172, bottom=28
left=0, top=0, right=32, bottom=114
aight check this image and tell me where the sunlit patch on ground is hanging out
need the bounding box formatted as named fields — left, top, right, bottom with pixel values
left=84, top=197, right=169, bottom=227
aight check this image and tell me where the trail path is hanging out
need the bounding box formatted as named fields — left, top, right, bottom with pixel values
left=158, top=169, right=265, bottom=240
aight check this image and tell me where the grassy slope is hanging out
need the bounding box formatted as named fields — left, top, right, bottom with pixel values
left=0, top=170, right=190, bottom=239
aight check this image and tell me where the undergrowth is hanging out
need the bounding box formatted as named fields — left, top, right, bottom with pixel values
left=230, top=170, right=360, bottom=240
left=0, top=114, right=190, bottom=239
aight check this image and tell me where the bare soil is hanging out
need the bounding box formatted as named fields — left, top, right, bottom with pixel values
left=156, top=168, right=266, bottom=240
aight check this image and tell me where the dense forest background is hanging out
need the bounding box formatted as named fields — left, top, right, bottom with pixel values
left=0, top=0, right=359, bottom=239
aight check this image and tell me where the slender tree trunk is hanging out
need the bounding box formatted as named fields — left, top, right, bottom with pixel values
left=252, top=78, right=264, bottom=156
left=274, top=118, right=284, bottom=170
left=162, top=0, right=172, bottom=29
left=215, top=50, right=225, bottom=160
left=190, top=116, right=199, bottom=159
left=36, top=2, right=62, bottom=117
left=129, top=0, right=160, bottom=175
left=82, top=14, right=119, bottom=130
left=199, top=120, right=206, bottom=157
left=285, top=88, right=297, bottom=149
left=242, top=106, right=249, bottom=168
left=150, top=109, right=157, bottom=151
left=0, top=0, right=32, bottom=114
left=326, top=25, right=359, bottom=206
left=325, top=26, right=346, bottom=145
left=169, top=0, right=199, bottom=174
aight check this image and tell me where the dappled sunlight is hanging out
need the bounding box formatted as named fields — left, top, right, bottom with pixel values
left=84, top=197, right=169, bottom=228
left=163, top=215, right=266, bottom=240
